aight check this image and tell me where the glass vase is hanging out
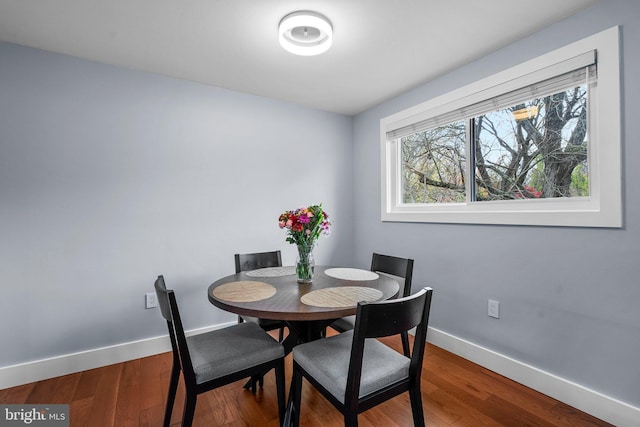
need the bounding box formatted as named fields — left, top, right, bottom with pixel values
left=296, top=243, right=315, bottom=283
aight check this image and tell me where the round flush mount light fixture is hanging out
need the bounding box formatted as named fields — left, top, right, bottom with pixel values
left=279, top=11, right=333, bottom=56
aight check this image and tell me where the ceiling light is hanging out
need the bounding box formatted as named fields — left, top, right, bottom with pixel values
left=279, top=11, right=333, bottom=56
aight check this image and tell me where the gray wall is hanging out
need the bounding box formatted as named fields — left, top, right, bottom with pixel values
left=352, top=0, right=639, bottom=407
left=0, top=43, right=353, bottom=366
left=1, top=0, right=639, bottom=411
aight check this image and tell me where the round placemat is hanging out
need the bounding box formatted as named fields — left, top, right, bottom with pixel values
left=301, top=286, right=383, bottom=308
left=246, top=266, right=296, bottom=278
left=212, top=281, right=276, bottom=302
left=324, top=268, right=379, bottom=281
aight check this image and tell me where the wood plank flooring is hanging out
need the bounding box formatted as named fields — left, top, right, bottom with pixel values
left=0, top=333, right=612, bottom=426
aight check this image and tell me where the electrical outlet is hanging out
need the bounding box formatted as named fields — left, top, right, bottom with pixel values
left=145, top=292, right=157, bottom=309
left=488, top=299, right=500, bottom=318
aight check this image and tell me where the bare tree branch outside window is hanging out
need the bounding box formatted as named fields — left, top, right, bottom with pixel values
left=401, top=85, right=589, bottom=204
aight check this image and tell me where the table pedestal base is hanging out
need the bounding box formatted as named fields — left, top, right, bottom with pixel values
left=243, top=318, right=338, bottom=393
left=282, top=319, right=335, bottom=354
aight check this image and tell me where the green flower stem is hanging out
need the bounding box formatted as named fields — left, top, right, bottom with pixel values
left=296, top=244, right=314, bottom=283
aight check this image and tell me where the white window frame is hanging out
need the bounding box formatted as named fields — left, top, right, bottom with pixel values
left=380, top=26, right=621, bottom=228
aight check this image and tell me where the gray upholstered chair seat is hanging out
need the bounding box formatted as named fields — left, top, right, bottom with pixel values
left=189, top=322, right=284, bottom=384
left=293, top=331, right=410, bottom=403
left=330, top=315, right=356, bottom=331
left=240, top=315, right=284, bottom=330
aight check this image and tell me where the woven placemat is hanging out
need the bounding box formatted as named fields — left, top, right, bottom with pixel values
left=212, top=281, right=276, bottom=302
left=246, top=266, right=296, bottom=278
left=301, top=286, right=383, bottom=308
left=324, top=268, right=379, bottom=281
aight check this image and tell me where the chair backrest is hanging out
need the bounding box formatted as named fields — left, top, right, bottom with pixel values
left=346, top=287, right=433, bottom=404
left=235, top=250, right=282, bottom=273
left=370, top=253, right=414, bottom=298
left=154, top=275, right=197, bottom=386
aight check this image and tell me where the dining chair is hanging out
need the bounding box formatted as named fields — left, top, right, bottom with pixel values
left=235, top=250, right=287, bottom=342
left=154, top=275, right=286, bottom=427
left=288, top=287, right=433, bottom=427
left=330, top=253, right=414, bottom=356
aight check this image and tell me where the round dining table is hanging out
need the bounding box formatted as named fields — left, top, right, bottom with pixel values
left=208, top=265, right=400, bottom=353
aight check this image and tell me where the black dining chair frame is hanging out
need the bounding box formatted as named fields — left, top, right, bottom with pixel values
left=235, top=250, right=286, bottom=342
left=234, top=250, right=288, bottom=393
left=331, top=252, right=414, bottom=356
left=154, top=275, right=286, bottom=427
left=289, top=287, right=433, bottom=427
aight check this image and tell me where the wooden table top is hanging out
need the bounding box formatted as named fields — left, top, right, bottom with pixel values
left=208, top=266, right=400, bottom=321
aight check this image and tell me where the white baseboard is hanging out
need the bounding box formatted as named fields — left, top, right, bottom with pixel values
left=0, top=322, right=235, bottom=391
left=2, top=324, right=638, bottom=426
left=426, top=327, right=640, bottom=427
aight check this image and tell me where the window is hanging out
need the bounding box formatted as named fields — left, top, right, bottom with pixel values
left=381, top=27, right=621, bottom=227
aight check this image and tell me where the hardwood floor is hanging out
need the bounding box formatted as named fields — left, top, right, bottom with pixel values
left=0, top=333, right=612, bottom=427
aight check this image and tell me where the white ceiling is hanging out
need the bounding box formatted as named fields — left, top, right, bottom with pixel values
left=0, top=0, right=599, bottom=116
